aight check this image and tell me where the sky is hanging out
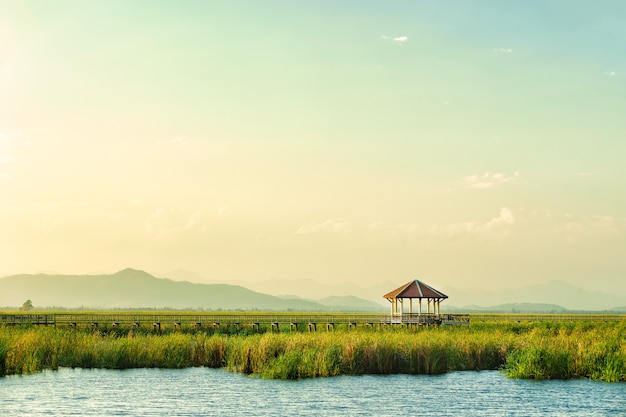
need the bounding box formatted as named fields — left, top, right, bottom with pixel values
left=1, top=1, right=625, bottom=295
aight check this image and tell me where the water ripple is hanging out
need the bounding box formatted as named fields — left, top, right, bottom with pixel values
left=1, top=368, right=624, bottom=417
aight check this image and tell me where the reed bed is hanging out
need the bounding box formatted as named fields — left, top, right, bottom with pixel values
left=0, top=321, right=623, bottom=382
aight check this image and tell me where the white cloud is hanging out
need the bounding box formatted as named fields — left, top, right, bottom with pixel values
left=145, top=208, right=204, bottom=239
left=296, top=218, right=349, bottom=235
left=217, top=206, right=230, bottom=219
left=485, top=207, right=515, bottom=228
left=367, top=221, right=419, bottom=234
left=604, top=71, right=616, bottom=76
left=433, top=207, right=515, bottom=237
left=0, top=130, right=27, bottom=150
left=381, top=35, right=408, bottom=44
left=158, top=136, right=189, bottom=146
left=463, top=171, right=520, bottom=189
left=578, top=171, right=598, bottom=177
left=0, top=131, right=30, bottom=172
left=494, top=48, right=513, bottom=53
left=108, top=212, right=126, bottom=222
left=552, top=213, right=624, bottom=238
left=170, top=136, right=188, bottom=145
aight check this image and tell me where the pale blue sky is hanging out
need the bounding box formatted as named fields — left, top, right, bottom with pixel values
left=1, top=1, right=625, bottom=294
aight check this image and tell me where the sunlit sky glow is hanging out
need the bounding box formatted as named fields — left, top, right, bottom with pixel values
left=1, top=1, right=625, bottom=293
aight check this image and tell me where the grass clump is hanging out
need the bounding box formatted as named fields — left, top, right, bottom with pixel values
left=0, top=320, right=624, bottom=382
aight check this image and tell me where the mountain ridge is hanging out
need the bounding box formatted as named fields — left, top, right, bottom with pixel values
left=0, top=269, right=384, bottom=311
left=158, top=270, right=626, bottom=311
left=1, top=269, right=624, bottom=313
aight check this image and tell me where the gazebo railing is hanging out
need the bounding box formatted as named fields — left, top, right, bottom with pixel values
left=381, top=313, right=470, bottom=325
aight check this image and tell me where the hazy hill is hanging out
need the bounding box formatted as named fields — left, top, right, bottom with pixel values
left=0, top=269, right=382, bottom=311
left=160, top=270, right=626, bottom=312
left=159, top=271, right=394, bottom=307
left=447, top=280, right=626, bottom=311
left=445, top=303, right=570, bottom=314
left=314, top=295, right=385, bottom=311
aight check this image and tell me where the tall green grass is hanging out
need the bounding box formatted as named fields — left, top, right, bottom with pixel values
left=0, top=321, right=624, bottom=382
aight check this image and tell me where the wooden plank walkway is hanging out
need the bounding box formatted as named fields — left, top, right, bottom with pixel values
left=3, top=313, right=622, bottom=329
left=0, top=313, right=470, bottom=329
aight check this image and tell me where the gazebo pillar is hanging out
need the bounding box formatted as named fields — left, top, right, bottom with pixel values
left=383, top=279, right=448, bottom=323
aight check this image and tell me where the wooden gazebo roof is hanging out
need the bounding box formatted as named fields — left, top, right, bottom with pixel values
left=383, top=280, right=448, bottom=300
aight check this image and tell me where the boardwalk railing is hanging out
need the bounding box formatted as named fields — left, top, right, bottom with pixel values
left=1, top=313, right=623, bottom=329
left=468, top=313, right=626, bottom=322
left=379, top=313, right=470, bottom=325
left=0, top=313, right=471, bottom=328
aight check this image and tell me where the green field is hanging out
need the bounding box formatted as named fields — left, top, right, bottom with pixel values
left=1, top=317, right=624, bottom=382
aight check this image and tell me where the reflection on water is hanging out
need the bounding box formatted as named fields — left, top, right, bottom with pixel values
left=1, top=368, right=624, bottom=416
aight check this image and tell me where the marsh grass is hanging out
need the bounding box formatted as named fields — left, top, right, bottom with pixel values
left=1, top=321, right=624, bottom=381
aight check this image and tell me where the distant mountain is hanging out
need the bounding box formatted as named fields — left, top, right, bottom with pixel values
left=180, top=274, right=626, bottom=312
left=152, top=272, right=394, bottom=308
left=315, top=295, right=386, bottom=312
left=447, top=280, right=626, bottom=311
left=445, top=303, right=570, bottom=314
left=0, top=269, right=382, bottom=311
left=156, top=269, right=207, bottom=283
left=225, top=278, right=394, bottom=307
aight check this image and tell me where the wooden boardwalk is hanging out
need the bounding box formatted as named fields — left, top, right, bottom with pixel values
left=2, top=312, right=623, bottom=330
left=0, top=313, right=470, bottom=330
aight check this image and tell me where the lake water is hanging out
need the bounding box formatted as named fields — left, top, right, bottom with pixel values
left=1, top=368, right=624, bottom=416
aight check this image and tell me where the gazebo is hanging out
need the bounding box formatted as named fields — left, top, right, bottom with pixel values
left=383, top=279, right=448, bottom=323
